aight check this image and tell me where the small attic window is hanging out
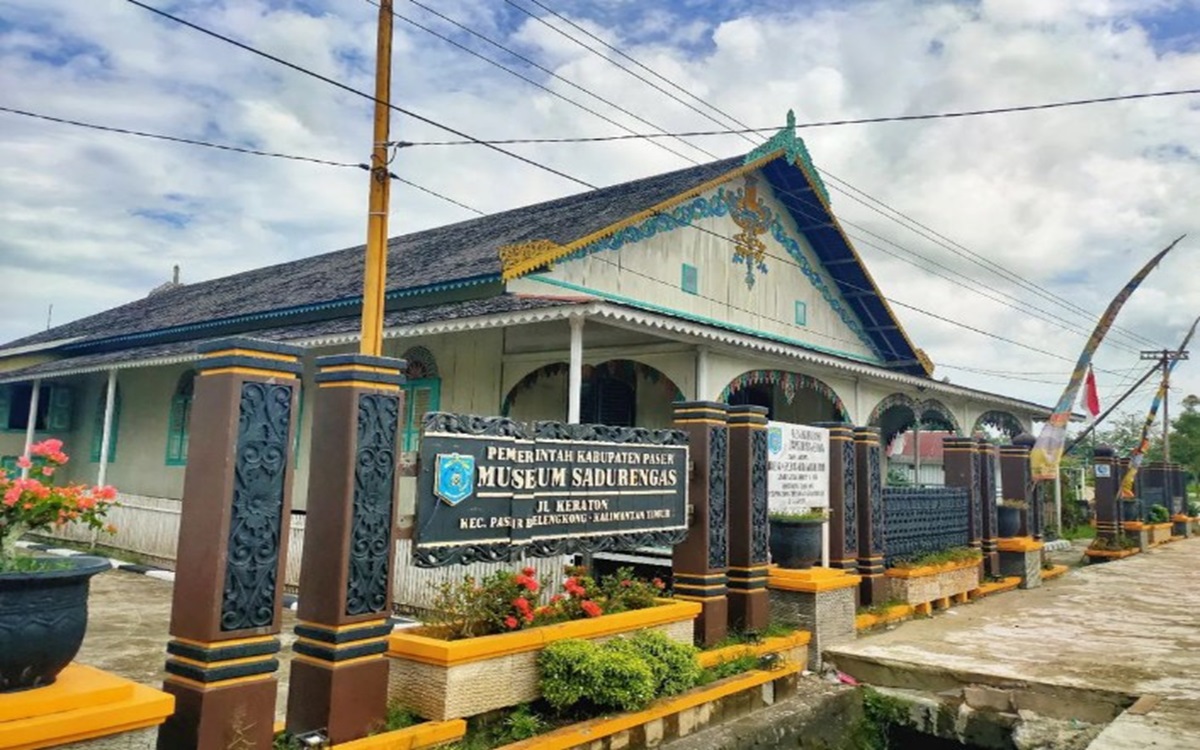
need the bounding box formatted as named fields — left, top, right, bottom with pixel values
left=794, top=301, right=808, bottom=326
left=681, top=264, right=698, bottom=295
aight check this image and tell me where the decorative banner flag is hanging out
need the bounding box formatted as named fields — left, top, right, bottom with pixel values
left=1030, top=237, right=1183, bottom=481
left=1120, top=315, right=1199, bottom=498
left=1082, top=366, right=1101, bottom=420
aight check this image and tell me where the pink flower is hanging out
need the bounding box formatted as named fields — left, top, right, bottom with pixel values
left=16, top=455, right=31, bottom=469
left=41, top=467, right=55, bottom=477
left=3, top=487, right=19, bottom=507
left=580, top=600, right=603, bottom=618
left=504, top=616, right=519, bottom=630
left=30, top=439, right=63, bottom=458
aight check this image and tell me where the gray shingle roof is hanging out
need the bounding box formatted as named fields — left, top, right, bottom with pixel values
left=2, top=156, right=743, bottom=352
left=0, top=295, right=585, bottom=382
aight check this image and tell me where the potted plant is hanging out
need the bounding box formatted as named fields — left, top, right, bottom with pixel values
left=997, top=499, right=1026, bottom=538
left=0, top=439, right=117, bottom=692
left=768, top=509, right=827, bottom=569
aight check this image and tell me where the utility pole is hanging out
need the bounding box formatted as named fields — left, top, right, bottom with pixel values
left=1140, top=348, right=1190, bottom=462
left=360, top=0, right=394, bottom=356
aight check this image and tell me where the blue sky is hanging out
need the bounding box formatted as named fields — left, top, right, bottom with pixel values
left=2, top=0, right=1200, bottom=416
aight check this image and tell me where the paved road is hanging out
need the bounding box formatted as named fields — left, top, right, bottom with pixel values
left=827, top=538, right=1200, bottom=748
left=79, top=570, right=300, bottom=718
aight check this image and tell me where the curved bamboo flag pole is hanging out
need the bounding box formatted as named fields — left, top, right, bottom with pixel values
left=1119, top=314, right=1199, bottom=498
left=1030, top=236, right=1184, bottom=480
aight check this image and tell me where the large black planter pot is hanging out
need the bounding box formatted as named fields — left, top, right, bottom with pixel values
left=0, top=555, right=110, bottom=692
left=769, top=520, right=823, bottom=569
left=997, top=506, right=1022, bottom=538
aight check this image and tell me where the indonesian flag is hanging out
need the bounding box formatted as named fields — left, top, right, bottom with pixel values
left=1082, top=365, right=1101, bottom=420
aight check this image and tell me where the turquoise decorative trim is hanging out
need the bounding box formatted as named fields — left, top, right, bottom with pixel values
left=526, top=275, right=883, bottom=366
left=743, top=110, right=831, bottom=206
left=681, top=264, right=699, bottom=295
left=555, top=188, right=883, bottom=360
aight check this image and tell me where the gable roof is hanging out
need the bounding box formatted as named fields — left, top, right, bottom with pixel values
left=1, top=123, right=926, bottom=375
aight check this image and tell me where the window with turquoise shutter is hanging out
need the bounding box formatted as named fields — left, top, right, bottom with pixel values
left=0, top=386, right=10, bottom=431
left=165, top=371, right=195, bottom=466
left=399, top=346, right=441, bottom=453
left=0, top=383, right=72, bottom=432
left=90, top=386, right=121, bottom=463
left=45, top=385, right=74, bottom=432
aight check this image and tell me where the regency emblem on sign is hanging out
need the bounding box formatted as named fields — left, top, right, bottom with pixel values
left=434, top=453, right=476, bottom=506
left=768, top=426, right=784, bottom=457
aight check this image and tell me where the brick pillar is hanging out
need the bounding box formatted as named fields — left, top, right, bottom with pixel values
left=977, top=440, right=1001, bottom=578
left=818, top=423, right=857, bottom=571
left=943, top=437, right=981, bottom=551
left=158, top=338, right=303, bottom=750
left=285, top=355, right=405, bottom=744
left=727, top=405, right=770, bottom=633
left=1093, top=445, right=1118, bottom=543
left=1000, top=435, right=1033, bottom=537
left=672, top=402, right=730, bottom=647
left=854, top=426, right=885, bottom=606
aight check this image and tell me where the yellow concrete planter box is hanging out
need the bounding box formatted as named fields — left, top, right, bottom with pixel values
left=1147, top=523, right=1172, bottom=545
left=855, top=604, right=913, bottom=632
left=1085, top=548, right=1139, bottom=561
left=697, top=631, right=810, bottom=670
left=496, top=665, right=801, bottom=750
left=883, top=559, right=980, bottom=610
left=1040, top=564, right=1069, bottom=581
left=0, top=663, right=174, bottom=750
left=386, top=599, right=699, bottom=720
left=972, top=576, right=1022, bottom=599
left=332, top=719, right=466, bottom=749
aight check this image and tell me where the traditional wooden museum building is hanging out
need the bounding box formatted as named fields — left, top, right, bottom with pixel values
left=0, top=123, right=1050, bottom=604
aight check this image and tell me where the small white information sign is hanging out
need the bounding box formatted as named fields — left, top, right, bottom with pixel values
left=766, top=422, right=830, bottom=515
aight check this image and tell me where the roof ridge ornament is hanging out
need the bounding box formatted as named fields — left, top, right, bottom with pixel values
left=742, top=109, right=831, bottom=206
left=499, top=238, right=567, bottom=279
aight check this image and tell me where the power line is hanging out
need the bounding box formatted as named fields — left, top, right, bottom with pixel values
left=368, top=0, right=703, bottom=165
left=123, top=0, right=595, bottom=191
left=507, top=0, right=1168, bottom=351
left=396, top=86, right=1200, bottom=146
left=125, top=0, right=1162, bottom=376
left=0, top=104, right=360, bottom=168
left=0, top=103, right=485, bottom=216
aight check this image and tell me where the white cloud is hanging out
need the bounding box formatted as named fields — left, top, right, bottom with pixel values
left=1, top=0, right=1199, bottom=421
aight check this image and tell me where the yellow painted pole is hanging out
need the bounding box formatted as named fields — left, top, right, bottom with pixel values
left=360, top=0, right=394, bottom=356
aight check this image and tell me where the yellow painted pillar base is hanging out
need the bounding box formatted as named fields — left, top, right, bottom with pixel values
left=0, top=663, right=174, bottom=750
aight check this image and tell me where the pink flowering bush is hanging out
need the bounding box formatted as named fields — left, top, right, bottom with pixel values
left=0, top=439, right=118, bottom=570
left=427, top=564, right=668, bottom=640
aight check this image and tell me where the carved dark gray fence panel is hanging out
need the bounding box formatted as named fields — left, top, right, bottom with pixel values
left=882, top=486, right=969, bottom=567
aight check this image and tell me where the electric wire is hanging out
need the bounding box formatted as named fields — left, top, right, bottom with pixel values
left=0, top=103, right=485, bottom=216
left=513, top=0, right=1168, bottom=350
left=124, top=0, right=1157, bottom=383
left=124, top=0, right=596, bottom=191
left=396, top=86, right=1200, bottom=146
left=365, top=0, right=703, bottom=165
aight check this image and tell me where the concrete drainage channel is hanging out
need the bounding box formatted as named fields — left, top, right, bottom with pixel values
left=821, top=652, right=1138, bottom=750
left=664, top=658, right=1138, bottom=749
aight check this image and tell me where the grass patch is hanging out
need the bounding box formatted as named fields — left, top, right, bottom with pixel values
left=856, top=598, right=906, bottom=617
left=703, top=621, right=799, bottom=650
left=443, top=704, right=565, bottom=750
left=1060, top=525, right=1096, bottom=541
left=890, top=547, right=981, bottom=570
left=697, top=654, right=759, bottom=686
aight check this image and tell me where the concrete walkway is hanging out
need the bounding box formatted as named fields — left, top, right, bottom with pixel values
left=826, top=538, right=1200, bottom=748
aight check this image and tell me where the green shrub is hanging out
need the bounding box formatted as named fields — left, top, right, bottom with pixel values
left=538, top=640, right=595, bottom=711
left=1148, top=504, right=1170, bottom=523
left=607, top=631, right=701, bottom=698
left=891, top=546, right=981, bottom=569
left=499, top=704, right=544, bottom=742
left=538, top=635, right=689, bottom=714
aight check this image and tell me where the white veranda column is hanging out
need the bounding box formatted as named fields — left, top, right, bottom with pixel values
left=568, top=316, right=584, bottom=424
left=695, top=346, right=710, bottom=401
left=20, top=379, right=41, bottom=479
left=97, top=370, right=118, bottom=487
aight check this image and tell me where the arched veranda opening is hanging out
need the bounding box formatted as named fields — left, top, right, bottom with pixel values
left=869, top=394, right=961, bottom=486
left=719, top=370, right=850, bottom=424
left=501, top=359, right=685, bottom=428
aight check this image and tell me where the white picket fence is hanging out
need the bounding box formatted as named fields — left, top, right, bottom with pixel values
left=36, top=493, right=569, bottom=614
